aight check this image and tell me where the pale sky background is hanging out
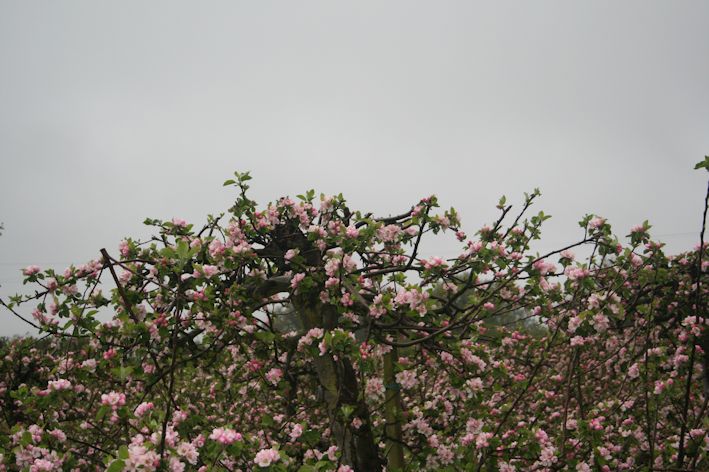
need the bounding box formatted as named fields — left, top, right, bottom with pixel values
left=1, top=1, right=708, bottom=336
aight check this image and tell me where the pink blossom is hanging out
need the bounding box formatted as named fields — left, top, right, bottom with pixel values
left=30, top=459, right=54, bottom=472
left=535, top=429, right=549, bottom=444
left=654, top=380, right=666, bottom=395
left=45, top=277, right=58, bottom=291
left=290, top=273, right=306, bottom=290
left=539, top=445, right=558, bottom=465
left=560, top=249, right=575, bottom=260
left=48, top=429, right=66, bottom=443
left=197, top=265, right=219, bottom=278
left=289, top=424, right=303, bottom=441
left=628, top=363, right=640, bottom=379
left=124, top=444, right=160, bottom=471
left=209, top=427, right=242, bottom=445
left=208, top=239, right=225, bottom=258
left=169, top=457, right=185, bottom=472
left=340, top=292, right=353, bottom=306
left=254, top=448, right=280, bottom=467
left=265, top=367, right=283, bottom=385
left=499, top=462, right=517, bottom=472
left=422, top=256, right=448, bottom=269
left=134, top=402, right=154, bottom=417
left=177, top=442, right=199, bottom=464
left=475, top=432, right=493, bottom=449
left=589, top=217, right=605, bottom=229
left=466, top=377, right=484, bottom=391
left=630, top=253, right=643, bottom=267
left=396, top=370, right=418, bottom=389
left=345, top=225, right=359, bottom=238
left=377, top=224, right=402, bottom=242
left=325, top=445, right=338, bottom=461
left=47, top=379, right=72, bottom=391
left=297, top=327, right=324, bottom=351
left=508, top=251, right=523, bottom=261
left=101, top=391, right=126, bottom=409
left=435, top=215, right=450, bottom=229
left=394, top=288, right=428, bottom=315
left=533, top=259, right=556, bottom=275
left=468, top=240, right=484, bottom=254
left=365, top=377, right=385, bottom=399
left=565, top=267, right=590, bottom=280
left=589, top=417, right=604, bottom=431
left=325, top=277, right=339, bottom=288
left=592, top=313, right=610, bottom=333
left=22, top=265, right=41, bottom=276
left=567, top=316, right=582, bottom=333
left=461, top=349, right=487, bottom=371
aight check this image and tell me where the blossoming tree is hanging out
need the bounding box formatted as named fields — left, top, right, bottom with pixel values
left=1, top=164, right=708, bottom=471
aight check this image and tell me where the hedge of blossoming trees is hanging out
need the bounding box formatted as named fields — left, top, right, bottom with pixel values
left=1, top=164, right=708, bottom=472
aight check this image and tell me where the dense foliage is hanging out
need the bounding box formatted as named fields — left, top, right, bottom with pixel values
left=1, top=169, right=707, bottom=471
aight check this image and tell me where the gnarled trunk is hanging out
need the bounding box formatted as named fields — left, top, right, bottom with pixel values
left=383, top=348, right=405, bottom=471
left=294, top=296, right=384, bottom=471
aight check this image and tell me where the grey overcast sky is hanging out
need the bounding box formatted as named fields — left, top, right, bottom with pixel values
left=1, top=1, right=708, bottom=336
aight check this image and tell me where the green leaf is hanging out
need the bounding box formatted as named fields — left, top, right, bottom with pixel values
left=226, top=441, right=244, bottom=456
left=694, top=156, right=709, bottom=171
left=235, top=171, right=252, bottom=182
left=261, top=414, right=274, bottom=427
left=20, top=431, right=32, bottom=447
left=96, top=405, right=110, bottom=421
left=301, top=429, right=320, bottom=445
left=340, top=404, right=354, bottom=419
left=223, top=179, right=236, bottom=186
left=255, top=331, right=276, bottom=344
left=111, top=366, right=133, bottom=381
left=176, top=240, right=190, bottom=260
left=118, top=445, right=129, bottom=460
left=106, top=459, right=126, bottom=472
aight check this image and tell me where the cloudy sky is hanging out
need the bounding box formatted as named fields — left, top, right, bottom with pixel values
left=1, top=1, right=708, bottom=336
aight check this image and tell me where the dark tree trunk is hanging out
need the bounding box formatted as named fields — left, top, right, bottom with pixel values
left=294, top=296, right=384, bottom=471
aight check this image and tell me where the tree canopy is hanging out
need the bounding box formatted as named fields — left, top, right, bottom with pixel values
left=1, top=169, right=707, bottom=471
